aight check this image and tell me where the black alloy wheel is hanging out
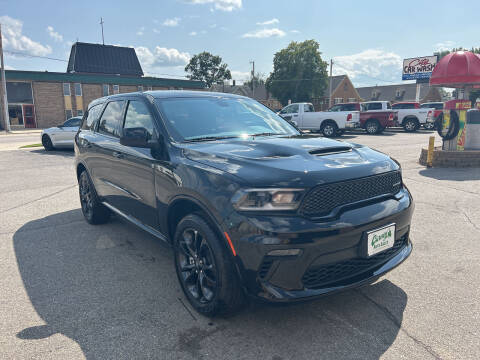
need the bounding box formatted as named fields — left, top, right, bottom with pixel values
left=78, top=171, right=110, bottom=224
left=177, top=228, right=218, bottom=304
left=42, top=135, right=54, bottom=151
left=174, top=214, right=245, bottom=316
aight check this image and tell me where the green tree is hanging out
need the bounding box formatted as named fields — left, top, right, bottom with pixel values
left=185, top=51, right=232, bottom=87
left=266, top=40, right=328, bottom=105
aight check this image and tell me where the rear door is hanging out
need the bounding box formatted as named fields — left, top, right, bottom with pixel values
left=54, top=117, right=81, bottom=146
left=110, top=97, right=157, bottom=228
left=90, top=100, right=126, bottom=204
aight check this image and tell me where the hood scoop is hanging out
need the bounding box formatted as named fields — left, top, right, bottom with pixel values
left=309, top=146, right=353, bottom=156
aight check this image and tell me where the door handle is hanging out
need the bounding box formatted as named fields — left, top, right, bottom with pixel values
left=113, top=151, right=124, bottom=159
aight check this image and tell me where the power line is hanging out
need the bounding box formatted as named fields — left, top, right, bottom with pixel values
left=4, top=50, right=68, bottom=62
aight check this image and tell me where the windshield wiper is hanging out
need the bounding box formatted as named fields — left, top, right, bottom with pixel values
left=184, top=135, right=240, bottom=142
left=249, top=132, right=288, bottom=137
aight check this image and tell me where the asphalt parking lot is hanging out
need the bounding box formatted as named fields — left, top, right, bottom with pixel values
left=0, top=129, right=479, bottom=360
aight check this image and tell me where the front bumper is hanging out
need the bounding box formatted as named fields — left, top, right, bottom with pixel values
left=223, top=187, right=414, bottom=302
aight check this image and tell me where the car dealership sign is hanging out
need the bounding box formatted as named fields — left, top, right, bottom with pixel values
left=402, top=56, right=438, bottom=80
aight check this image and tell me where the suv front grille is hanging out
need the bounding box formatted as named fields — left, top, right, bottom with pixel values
left=302, top=234, right=408, bottom=289
left=299, top=171, right=402, bottom=217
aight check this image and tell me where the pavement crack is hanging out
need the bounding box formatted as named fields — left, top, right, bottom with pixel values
left=0, top=185, right=77, bottom=214
left=356, top=289, right=443, bottom=360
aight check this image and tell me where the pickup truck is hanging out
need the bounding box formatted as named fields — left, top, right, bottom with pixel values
left=278, top=102, right=360, bottom=137
left=329, top=102, right=397, bottom=134
left=392, top=102, right=434, bottom=131
left=420, top=102, right=443, bottom=130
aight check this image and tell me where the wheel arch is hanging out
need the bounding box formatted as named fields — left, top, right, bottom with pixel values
left=402, top=115, right=419, bottom=125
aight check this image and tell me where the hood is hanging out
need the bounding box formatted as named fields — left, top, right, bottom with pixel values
left=180, top=135, right=398, bottom=188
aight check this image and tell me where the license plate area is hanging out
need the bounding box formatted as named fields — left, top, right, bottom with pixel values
left=365, top=224, right=396, bottom=257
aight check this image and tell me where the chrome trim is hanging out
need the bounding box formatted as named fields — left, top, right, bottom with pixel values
left=102, top=202, right=169, bottom=243
left=101, top=179, right=141, bottom=200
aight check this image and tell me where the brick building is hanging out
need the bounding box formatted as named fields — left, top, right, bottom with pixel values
left=1, top=42, right=204, bottom=129
left=312, top=75, right=362, bottom=110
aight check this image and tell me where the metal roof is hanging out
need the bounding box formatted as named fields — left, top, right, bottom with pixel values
left=67, top=42, right=143, bottom=76
left=356, top=83, right=432, bottom=102
left=5, top=70, right=205, bottom=89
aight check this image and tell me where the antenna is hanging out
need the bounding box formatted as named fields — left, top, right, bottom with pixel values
left=100, top=17, right=105, bottom=45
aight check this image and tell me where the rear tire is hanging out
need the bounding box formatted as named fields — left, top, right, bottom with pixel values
left=403, top=118, right=419, bottom=132
left=42, top=135, right=54, bottom=151
left=174, top=213, right=245, bottom=317
left=365, top=119, right=380, bottom=135
left=321, top=121, right=338, bottom=138
left=78, top=171, right=111, bottom=225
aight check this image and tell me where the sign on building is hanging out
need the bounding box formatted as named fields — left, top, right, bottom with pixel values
left=402, top=56, right=438, bottom=80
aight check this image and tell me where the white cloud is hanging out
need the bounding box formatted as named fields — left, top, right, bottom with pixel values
left=153, top=28, right=160, bottom=34
left=163, top=17, right=180, bottom=27
left=256, top=18, right=279, bottom=26
left=189, top=31, right=197, bottom=36
left=242, top=28, right=286, bottom=38
left=333, top=49, right=403, bottom=85
left=136, top=26, right=145, bottom=36
left=46, top=26, right=63, bottom=42
left=0, top=15, right=51, bottom=56
left=135, top=46, right=190, bottom=68
left=185, top=0, right=242, bottom=12
left=434, top=40, right=455, bottom=52
left=230, top=70, right=250, bottom=81
left=290, top=29, right=300, bottom=34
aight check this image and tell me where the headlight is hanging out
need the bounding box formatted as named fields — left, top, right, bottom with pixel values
left=232, top=188, right=304, bottom=211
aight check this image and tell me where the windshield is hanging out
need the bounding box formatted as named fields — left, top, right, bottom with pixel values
left=155, top=97, right=299, bottom=141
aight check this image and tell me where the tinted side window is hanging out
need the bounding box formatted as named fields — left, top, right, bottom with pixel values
left=342, top=104, right=357, bottom=111
left=98, top=101, right=124, bottom=137
left=64, top=117, right=81, bottom=127
left=123, top=100, right=155, bottom=138
left=368, top=103, right=382, bottom=110
left=82, top=104, right=103, bottom=130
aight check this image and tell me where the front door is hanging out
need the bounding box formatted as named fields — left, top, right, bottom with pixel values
left=22, top=105, right=36, bottom=128
left=113, top=98, right=157, bottom=228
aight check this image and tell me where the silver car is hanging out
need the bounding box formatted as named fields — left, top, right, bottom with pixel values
left=41, top=116, right=82, bottom=150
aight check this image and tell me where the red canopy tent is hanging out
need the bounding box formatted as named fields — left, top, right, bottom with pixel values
left=430, top=51, right=480, bottom=88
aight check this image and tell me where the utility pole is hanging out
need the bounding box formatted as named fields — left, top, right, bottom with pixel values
left=328, top=59, right=333, bottom=109
left=250, top=60, right=255, bottom=99
left=100, top=18, right=105, bottom=45
left=0, top=24, right=10, bottom=132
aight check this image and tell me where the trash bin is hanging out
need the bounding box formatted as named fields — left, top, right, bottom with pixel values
left=464, top=109, right=480, bottom=150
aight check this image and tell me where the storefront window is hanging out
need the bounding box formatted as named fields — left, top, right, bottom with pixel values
left=8, top=105, right=24, bottom=126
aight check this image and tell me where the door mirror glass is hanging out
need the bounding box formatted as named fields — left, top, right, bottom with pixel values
left=120, top=127, right=151, bottom=148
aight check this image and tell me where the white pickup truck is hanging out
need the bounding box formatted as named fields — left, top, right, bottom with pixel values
left=391, top=102, right=434, bottom=132
left=278, top=102, right=360, bottom=137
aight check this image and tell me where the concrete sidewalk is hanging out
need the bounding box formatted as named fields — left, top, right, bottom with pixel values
left=0, top=129, right=43, bottom=136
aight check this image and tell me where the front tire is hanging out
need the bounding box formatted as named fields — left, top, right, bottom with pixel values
left=174, top=214, right=245, bottom=317
left=321, top=121, right=338, bottom=137
left=42, top=135, right=54, bottom=151
left=78, top=171, right=111, bottom=225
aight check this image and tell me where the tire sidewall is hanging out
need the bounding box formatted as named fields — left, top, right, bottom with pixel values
left=404, top=118, right=418, bottom=132
left=173, top=214, right=233, bottom=316
left=321, top=122, right=338, bottom=137
left=365, top=119, right=379, bottom=134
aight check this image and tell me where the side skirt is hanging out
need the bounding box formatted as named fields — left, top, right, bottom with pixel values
left=102, top=201, right=170, bottom=244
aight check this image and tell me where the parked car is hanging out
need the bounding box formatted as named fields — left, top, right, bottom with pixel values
left=421, top=102, right=444, bottom=130
left=392, top=102, right=434, bottom=131
left=278, top=102, right=360, bottom=137
left=330, top=102, right=397, bottom=134
left=75, top=91, right=414, bottom=316
left=41, top=116, right=82, bottom=150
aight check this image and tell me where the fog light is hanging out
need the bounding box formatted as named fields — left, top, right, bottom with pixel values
left=267, top=249, right=302, bottom=256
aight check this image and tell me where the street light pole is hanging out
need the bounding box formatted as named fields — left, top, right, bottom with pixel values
left=0, top=24, right=10, bottom=132
left=328, top=59, right=333, bottom=109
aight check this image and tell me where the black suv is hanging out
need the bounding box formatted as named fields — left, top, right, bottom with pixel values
left=75, top=91, right=413, bottom=316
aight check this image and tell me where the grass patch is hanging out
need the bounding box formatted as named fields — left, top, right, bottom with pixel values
left=19, top=143, right=43, bottom=148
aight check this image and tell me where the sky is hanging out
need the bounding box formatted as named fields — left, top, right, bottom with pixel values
left=0, top=0, right=478, bottom=87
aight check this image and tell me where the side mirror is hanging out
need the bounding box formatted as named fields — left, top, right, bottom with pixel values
left=120, top=127, right=150, bottom=148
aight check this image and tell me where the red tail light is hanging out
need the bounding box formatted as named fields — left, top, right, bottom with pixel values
left=347, top=113, right=352, bottom=121
left=388, top=113, right=394, bottom=121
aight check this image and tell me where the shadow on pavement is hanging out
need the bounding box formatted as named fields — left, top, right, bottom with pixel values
left=419, top=167, right=480, bottom=181
left=28, top=148, right=74, bottom=157
left=14, top=209, right=407, bottom=359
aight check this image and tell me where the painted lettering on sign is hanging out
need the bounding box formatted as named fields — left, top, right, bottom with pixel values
left=402, top=56, right=438, bottom=80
